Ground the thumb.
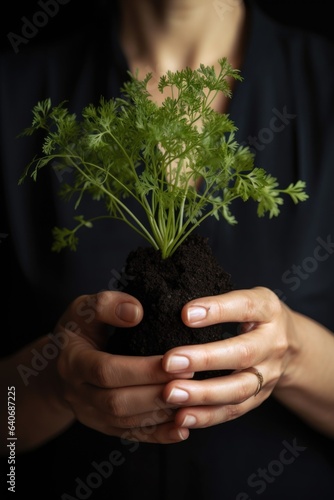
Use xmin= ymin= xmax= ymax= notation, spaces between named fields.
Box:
xmin=115 ymin=299 xmax=143 ymax=325
xmin=61 ymin=291 xmax=143 ymax=335
xmin=93 ymin=290 xmax=144 ymax=327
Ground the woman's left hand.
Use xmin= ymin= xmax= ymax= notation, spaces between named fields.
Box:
xmin=161 ymin=286 xmax=294 ymax=430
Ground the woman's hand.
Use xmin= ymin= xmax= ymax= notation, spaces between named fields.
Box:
xmin=161 ymin=286 xmax=334 ymax=437
xmin=1 ymin=290 xmax=196 ymax=454
xmin=55 ymin=291 xmax=194 ymax=444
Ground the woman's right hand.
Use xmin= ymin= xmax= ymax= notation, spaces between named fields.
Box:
xmin=55 ymin=291 xmax=193 ymax=443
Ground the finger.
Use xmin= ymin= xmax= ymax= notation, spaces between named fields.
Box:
xmin=174 ymin=396 xmax=263 ymax=429
xmin=181 ymin=286 xmax=281 ymax=327
xmin=163 ymin=368 xmax=268 ymax=408
xmin=162 ymin=324 xmax=276 ymax=373
xmin=106 ymin=421 xmax=190 ymax=444
xmin=73 ymin=382 xmax=177 ymax=422
xmin=68 ymin=400 xmax=187 ymax=444
xmin=62 ymin=290 xmax=144 ymax=334
xmin=170 ymin=371 xmax=270 ymax=429
xmin=119 ymin=422 xmax=189 ymax=444
xmin=68 ymin=402 xmax=189 ymax=444
xmin=64 ymin=348 xmax=194 ymax=388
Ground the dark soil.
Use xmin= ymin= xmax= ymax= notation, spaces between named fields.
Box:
xmin=108 ymin=233 xmax=238 ymax=379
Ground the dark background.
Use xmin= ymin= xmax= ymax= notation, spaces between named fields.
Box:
xmin=0 ymin=0 xmax=333 ymax=54
xmin=256 ymin=0 xmax=332 ymax=39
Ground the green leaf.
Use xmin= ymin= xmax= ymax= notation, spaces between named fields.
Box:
xmin=19 ymin=59 xmax=308 ymax=258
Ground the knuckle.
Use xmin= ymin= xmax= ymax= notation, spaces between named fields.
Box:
xmin=256 ymin=286 xmax=282 ymax=316
xmin=197 ymin=412 xmax=215 ymax=428
xmin=215 ymin=298 xmax=227 ymax=318
xmin=242 ymin=293 xmax=257 ymax=322
xmin=224 ymin=404 xmax=243 ymax=421
xmin=105 ymin=390 xmax=127 ymax=419
xmin=234 ymin=379 xmax=251 ymax=403
xmin=237 ymin=340 xmax=256 ymax=369
xmin=68 ymin=294 xmax=92 ymax=319
xmin=200 ymin=349 xmax=212 ymax=371
xmin=275 ymin=330 xmax=289 ymax=356
xmin=90 ymin=358 xmax=111 ymax=387
xmin=94 ymin=291 xmax=111 ymax=315
xmin=57 ymin=353 xmax=78 ymax=386
xmin=62 ymin=387 xmax=74 ymax=405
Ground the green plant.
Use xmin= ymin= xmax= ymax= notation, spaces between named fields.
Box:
xmin=20 ymin=58 xmax=308 ymax=259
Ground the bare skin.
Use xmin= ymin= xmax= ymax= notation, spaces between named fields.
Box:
xmin=1 ymin=0 xmax=334 ymax=455
xmin=0 ymin=292 xmax=193 ymax=452
xmin=164 ymin=288 xmax=334 ymax=438
xmin=2 ymin=284 xmax=334 ymax=455
xmin=120 ymin=0 xmax=247 ymax=110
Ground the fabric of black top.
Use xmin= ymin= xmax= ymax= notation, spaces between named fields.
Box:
xmin=1 ymin=1 xmax=334 ymax=499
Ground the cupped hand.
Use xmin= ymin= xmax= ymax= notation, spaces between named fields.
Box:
xmin=54 ymin=291 xmax=193 ymax=444
xmin=161 ymin=286 xmax=296 ymax=431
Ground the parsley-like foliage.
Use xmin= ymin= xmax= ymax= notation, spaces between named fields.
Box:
xmin=20 ymin=58 xmax=308 ymax=258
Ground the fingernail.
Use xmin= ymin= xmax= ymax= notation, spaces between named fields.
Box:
xmin=166 ymin=388 xmax=189 ymax=404
xmin=187 ymin=306 xmax=208 ymax=323
xmin=115 ymin=302 xmax=140 ymax=322
xmin=169 ymin=427 xmax=189 ymax=441
xmin=176 ymin=428 xmax=189 ymax=441
xmin=177 ymin=372 xmax=195 ymax=379
xmin=181 ymin=415 xmax=197 ymax=427
xmin=165 ymin=355 xmax=190 ymax=372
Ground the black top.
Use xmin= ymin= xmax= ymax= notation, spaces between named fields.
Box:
xmin=1 ymin=2 xmax=334 ymax=499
